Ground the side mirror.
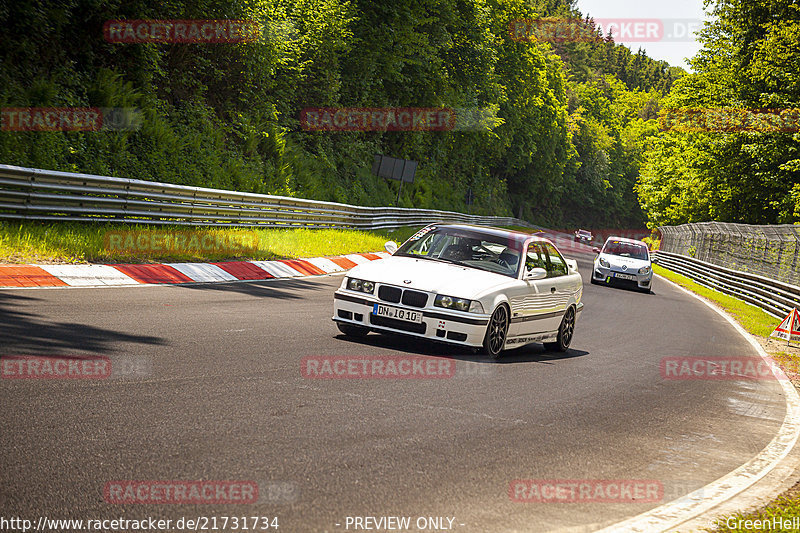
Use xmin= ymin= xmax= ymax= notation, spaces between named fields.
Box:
xmin=566 ymin=259 xmax=578 ymax=272
xmin=651 ymin=256 xmax=659 ymax=264
xmin=384 ymin=241 xmax=398 ymax=254
xmin=592 ymin=247 xmax=600 ymax=254
xmin=524 ymin=267 xmax=548 ymax=280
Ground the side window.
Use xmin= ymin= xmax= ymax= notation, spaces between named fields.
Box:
xmin=524 ymin=243 xmax=547 ymax=271
xmin=543 ymin=243 xmax=568 ymax=277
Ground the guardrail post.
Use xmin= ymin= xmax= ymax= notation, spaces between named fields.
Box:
xmin=122 ymin=181 xmax=130 ymax=221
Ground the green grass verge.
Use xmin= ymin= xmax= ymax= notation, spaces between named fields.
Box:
xmin=654 ymin=263 xmax=800 ymax=532
xmin=653 ymin=264 xmax=778 ymax=338
xmin=0 ymin=221 xmax=419 ymax=264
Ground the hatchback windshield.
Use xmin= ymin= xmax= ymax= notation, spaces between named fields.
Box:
xmin=602 ymin=240 xmax=649 ymax=260
xmin=395 ymin=227 xmax=526 ymax=277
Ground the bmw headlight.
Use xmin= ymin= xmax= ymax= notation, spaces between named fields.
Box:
xmin=347 ymin=277 xmax=374 ymax=293
xmin=638 ymin=266 xmax=651 ymax=275
xmin=454 ymin=299 xmax=470 ymax=311
xmin=599 ymin=257 xmax=610 ymax=268
xmin=435 ymin=294 xmax=483 ymax=313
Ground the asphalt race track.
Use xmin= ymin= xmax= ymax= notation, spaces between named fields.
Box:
xmin=0 ymin=255 xmax=788 ymax=532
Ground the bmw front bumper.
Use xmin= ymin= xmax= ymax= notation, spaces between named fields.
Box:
xmin=333 ymin=289 xmax=490 ymax=347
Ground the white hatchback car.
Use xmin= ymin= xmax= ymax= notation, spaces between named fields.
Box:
xmin=591 ymin=236 xmax=655 ymax=293
xmin=333 ymin=224 xmax=584 ymax=358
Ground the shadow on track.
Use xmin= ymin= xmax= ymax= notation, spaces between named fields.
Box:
xmin=334 ymin=331 xmax=589 ymax=364
xmin=176 ymin=277 xmax=330 ymax=299
xmin=589 ymin=279 xmax=658 ymax=296
xmin=0 ymin=292 xmax=165 ymax=354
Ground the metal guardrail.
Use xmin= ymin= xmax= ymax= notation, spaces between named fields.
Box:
xmin=653 ymin=250 xmax=800 ymax=318
xmin=0 ymin=164 xmax=534 ymax=230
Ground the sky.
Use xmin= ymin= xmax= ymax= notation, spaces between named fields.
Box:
xmin=575 ymin=0 xmax=707 ymax=71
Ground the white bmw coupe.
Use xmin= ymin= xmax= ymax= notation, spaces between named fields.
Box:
xmin=332 ymin=224 xmax=584 ymax=358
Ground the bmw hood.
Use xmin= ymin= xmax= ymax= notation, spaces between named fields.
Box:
xmin=346 ymin=256 xmax=510 ymax=298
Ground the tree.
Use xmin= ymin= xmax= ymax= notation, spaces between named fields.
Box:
xmin=637 ymin=0 xmax=800 ymax=227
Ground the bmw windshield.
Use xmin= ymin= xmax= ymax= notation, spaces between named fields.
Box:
xmin=395 ymin=227 xmax=526 ymax=277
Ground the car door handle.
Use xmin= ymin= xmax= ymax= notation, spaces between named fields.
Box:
xmin=550 ymin=287 xmax=556 ymax=293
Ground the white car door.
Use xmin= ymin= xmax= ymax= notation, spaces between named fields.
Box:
xmin=540 ymin=243 xmax=575 ymax=330
xmin=507 ymin=242 xmax=563 ymax=337
xmin=505 ymin=277 xmax=538 ymax=340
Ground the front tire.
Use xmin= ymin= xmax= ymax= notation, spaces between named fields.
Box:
xmin=336 ymin=323 xmax=370 ymax=337
xmin=483 ymin=305 xmax=509 ymax=359
xmin=544 ymin=306 xmax=576 ymax=352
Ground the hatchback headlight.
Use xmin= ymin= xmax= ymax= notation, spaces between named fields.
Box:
xmin=599 ymin=257 xmax=610 ymax=268
xmin=638 ymin=266 xmax=651 ymax=275
xmin=435 ymin=294 xmax=483 ymax=313
xmin=347 ymin=277 xmax=374 ymax=293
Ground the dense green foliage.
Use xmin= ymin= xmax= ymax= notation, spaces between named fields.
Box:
xmin=637 ymin=0 xmax=800 ymax=227
xmin=0 ymin=0 xmax=678 ymax=227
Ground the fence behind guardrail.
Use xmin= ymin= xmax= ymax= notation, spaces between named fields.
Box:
xmin=659 ymin=222 xmax=800 ymax=287
xmin=652 ymin=250 xmax=800 ymax=318
xmin=0 ymin=164 xmax=535 ymax=231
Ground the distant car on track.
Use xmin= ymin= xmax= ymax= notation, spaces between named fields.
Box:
xmin=332 ymin=224 xmax=584 ymax=358
xmin=574 ymin=229 xmax=593 ymax=244
xmin=591 ymin=236 xmax=655 ymax=293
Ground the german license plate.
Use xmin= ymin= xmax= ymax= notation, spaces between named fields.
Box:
xmin=613 ymin=272 xmax=636 ymax=280
xmin=373 ymin=304 xmax=423 ymax=323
